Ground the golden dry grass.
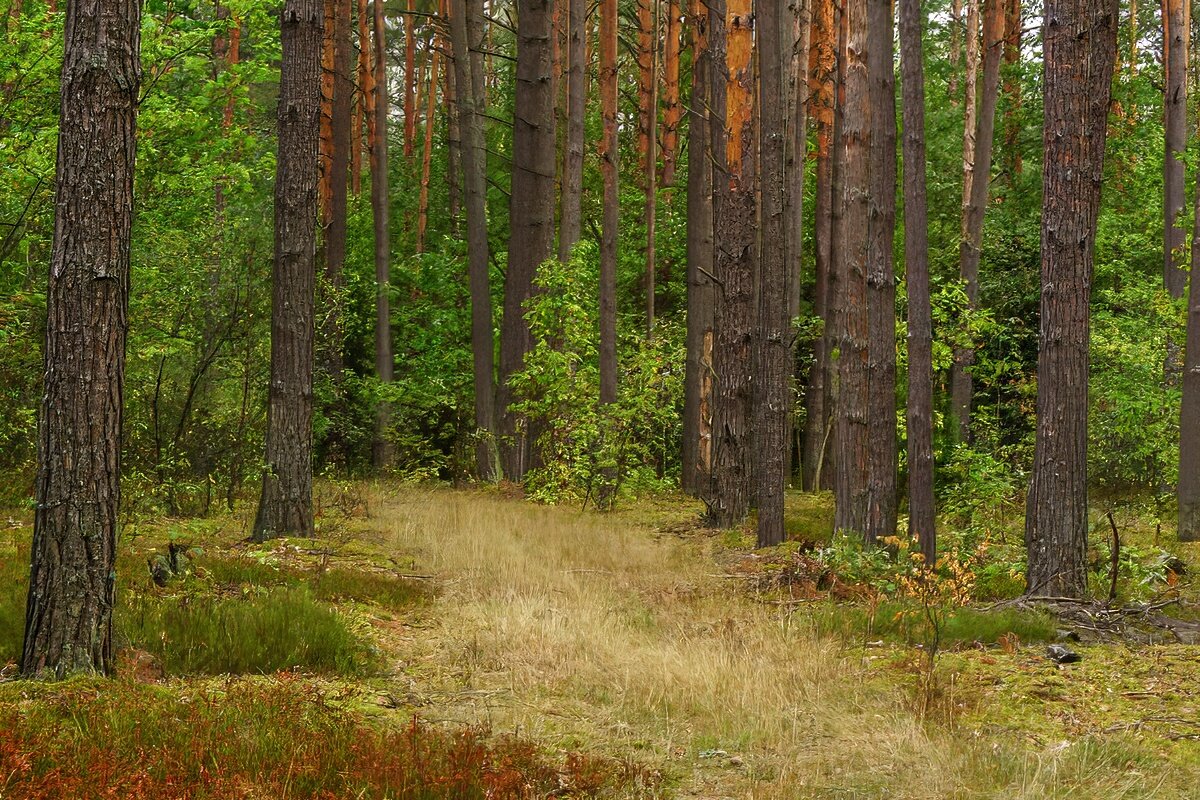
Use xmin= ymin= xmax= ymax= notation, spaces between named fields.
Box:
xmin=367 ymin=487 xmax=1200 ymax=799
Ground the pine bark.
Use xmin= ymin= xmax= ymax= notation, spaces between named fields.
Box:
xmin=865 ymin=0 xmax=897 ymax=544
xmin=1025 ymin=0 xmax=1116 ymax=598
xmin=558 ymin=0 xmax=586 ymax=260
xmin=371 ymin=0 xmax=394 ymax=468
xmin=639 ymin=0 xmax=659 ymax=335
xmin=900 ymin=0 xmax=936 ymax=561
xmin=498 ymin=0 xmax=558 ymax=480
xmin=682 ymin=0 xmax=714 ymax=495
xmin=351 ymin=0 xmax=363 ymax=194
xmin=802 ymin=0 xmax=835 ymax=491
xmin=450 ymin=0 xmax=498 ymax=479
xmin=404 ymin=0 xmax=417 ymax=159
xmin=253 ymin=0 xmax=323 ymax=540
xmin=1001 ymin=0 xmax=1021 ymax=180
xmin=1164 ymin=0 xmax=1187 ymax=298
xmin=1180 ymin=157 xmax=1200 ymax=541
xmin=785 ymin=0 xmax=810 ymax=483
xmin=22 ymin=0 xmax=141 ymax=679
xmin=832 ymin=0 xmax=869 ymax=536
xmin=755 ymin=0 xmax=788 ymax=546
xmin=706 ymin=0 xmax=756 ymax=528
xmin=662 ymin=0 xmax=683 ymax=186
xmin=599 ymin=0 xmax=619 ymax=411
xmin=324 ymin=0 xmax=353 ymax=377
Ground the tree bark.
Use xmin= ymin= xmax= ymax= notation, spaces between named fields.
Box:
xmin=351 ymin=0 xmax=364 ymax=195
xmin=254 ymin=0 xmax=323 ymax=540
xmin=1179 ymin=149 xmax=1200 ymax=541
xmin=785 ymin=0 xmax=810 ymax=484
xmin=371 ymin=0 xmax=394 ymax=468
xmin=706 ymin=0 xmax=756 ymax=528
xmin=416 ymin=47 xmax=441 ymax=252
xmin=1025 ymin=0 xmax=1116 ymax=598
xmin=662 ymin=0 xmax=682 ymax=186
xmin=324 ymin=0 xmax=353 ymax=377
xmin=832 ymin=0 xmax=869 ymax=536
xmin=802 ymin=0 xmax=835 ymax=491
xmin=755 ymin=0 xmax=788 ymax=546
xmin=450 ymin=0 xmax=498 ymax=479
xmin=682 ymin=0 xmax=713 ymax=496
xmin=1001 ymin=0 xmax=1021 ymax=180
xmin=498 ymin=0 xmax=558 ymax=480
xmin=900 ymin=0 xmax=936 ymax=562
xmin=557 ymin=0 xmax=586 ymax=260
xmin=1164 ymin=0 xmax=1187 ymax=298
xmin=639 ymin=0 xmax=659 ymax=335
xmin=404 ymin=0 xmax=417 ymax=159
xmin=22 ymin=0 xmax=141 ymax=679
xmin=865 ymin=0 xmax=898 ymax=544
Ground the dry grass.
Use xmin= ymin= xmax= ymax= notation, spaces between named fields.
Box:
xmin=365 ymin=487 xmax=1200 ymax=799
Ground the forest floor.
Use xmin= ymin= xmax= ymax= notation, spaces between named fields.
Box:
xmin=2 ymin=484 xmax=1200 ymax=798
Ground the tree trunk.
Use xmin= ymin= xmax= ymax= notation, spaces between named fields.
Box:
xmin=324 ymin=0 xmax=353 ymax=377
xmin=450 ymin=0 xmax=498 ymax=479
xmin=802 ymin=0 xmax=835 ymax=492
xmin=1179 ymin=150 xmax=1200 ymax=542
xmin=444 ymin=14 xmax=461 ymax=231
xmin=950 ymin=0 xmax=982 ymax=441
xmin=319 ymin=0 xmax=336 ymax=221
xmin=597 ymin=0 xmax=619 ymax=505
xmin=755 ymin=0 xmax=788 ymax=546
xmin=253 ymin=0 xmax=322 ymax=541
xmin=785 ymin=0 xmax=810 ymax=484
xmin=832 ymin=0 xmax=869 ymax=537
xmin=682 ymin=0 xmax=713 ymax=496
xmin=1025 ymin=0 xmax=1116 ymax=598
xmin=21 ymin=0 xmax=141 ymax=679
xmin=1164 ymin=0 xmax=1187 ymax=298
xmin=416 ymin=47 xmax=441 ymax=252
xmin=661 ymin=0 xmax=682 ymax=186
xmin=498 ymin=0 xmax=558 ymax=481
xmin=900 ymin=0 xmax=936 ymax=562
xmin=865 ymin=0 xmax=897 ymax=544
xmin=351 ymin=0 xmax=363 ymax=195
xmin=404 ymin=0 xmax=417 ymax=159
xmin=558 ymin=0 xmax=586 ymax=260
xmin=1001 ymin=0 xmax=1021 ymax=180
xmin=706 ymin=0 xmax=756 ymax=528
xmin=639 ymin=0 xmax=659 ymax=335
xmin=371 ymin=0 xmax=394 ymax=468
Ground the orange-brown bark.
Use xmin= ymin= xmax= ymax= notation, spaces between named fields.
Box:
xmin=417 ymin=47 xmax=440 ymax=252
xmin=661 ymin=0 xmax=682 ymax=186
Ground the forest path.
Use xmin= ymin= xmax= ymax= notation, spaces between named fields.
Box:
xmin=366 ymin=488 xmax=963 ymax=799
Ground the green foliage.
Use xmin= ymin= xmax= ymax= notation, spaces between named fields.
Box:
xmin=509 ymin=244 xmax=683 ymax=505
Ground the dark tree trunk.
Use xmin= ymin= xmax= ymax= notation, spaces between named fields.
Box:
xmin=682 ymin=0 xmax=714 ymax=496
xmin=1025 ymin=0 xmax=1116 ymax=598
xmin=370 ymin=0 xmax=394 ymax=469
xmin=784 ymin=0 xmax=810 ymax=484
xmin=323 ymin=0 xmax=353 ymax=378
xmin=1164 ymin=0 xmax=1187 ymax=298
xmin=498 ymin=0 xmax=557 ymax=481
xmin=450 ymin=0 xmax=498 ymax=479
xmin=1179 ymin=167 xmax=1200 ymax=541
xmin=864 ymin=0 xmax=897 ymax=544
xmin=832 ymin=0 xmax=869 ymax=537
xmin=755 ymin=0 xmax=788 ymax=546
xmin=253 ymin=0 xmax=323 ymax=540
xmin=899 ymin=0 xmax=936 ymax=562
xmin=802 ymin=0 xmax=835 ymax=491
xmin=951 ymin=0 xmax=1004 ymax=443
xmin=557 ymin=0 xmax=585 ymax=260
xmin=22 ymin=0 xmax=141 ymax=679
xmin=639 ymin=0 xmax=659 ymax=336
xmin=599 ymin=0 xmax=619 ymax=410
xmin=706 ymin=0 xmax=756 ymax=528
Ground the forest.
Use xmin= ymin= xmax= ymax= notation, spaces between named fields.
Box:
xmin=3 ymin=0 xmax=1200 ymax=793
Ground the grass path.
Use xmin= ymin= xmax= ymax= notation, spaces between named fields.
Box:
xmin=364 ymin=488 xmax=1200 ymax=799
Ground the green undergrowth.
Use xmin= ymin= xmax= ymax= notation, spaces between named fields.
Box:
xmin=807 ymin=601 xmax=1059 ymax=648
xmin=0 ymin=520 xmax=429 ymax=677
xmin=0 ymin=677 xmax=658 ymax=800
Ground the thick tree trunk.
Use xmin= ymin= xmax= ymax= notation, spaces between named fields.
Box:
xmin=802 ymin=0 xmax=835 ymax=492
xmin=865 ymin=0 xmax=898 ymax=544
xmin=498 ymin=0 xmax=557 ymax=481
xmin=558 ymin=0 xmax=586 ymax=259
xmin=254 ymin=0 xmax=323 ymax=540
xmin=1180 ymin=165 xmax=1200 ymax=541
xmin=682 ymin=0 xmax=714 ymax=496
xmin=832 ymin=0 xmax=869 ymax=536
xmin=900 ymin=0 xmax=936 ymax=562
xmin=755 ymin=0 xmax=788 ymax=546
xmin=1164 ymin=0 xmax=1187 ymax=298
xmin=371 ymin=0 xmax=394 ymax=468
xmin=706 ymin=0 xmax=756 ymax=528
xmin=451 ymin=0 xmax=498 ymax=479
xmin=597 ymin=0 xmax=619 ymax=505
xmin=1025 ymin=0 xmax=1116 ymax=598
xmin=319 ymin=0 xmax=336 ymax=220
xmin=22 ymin=0 xmax=141 ymax=679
